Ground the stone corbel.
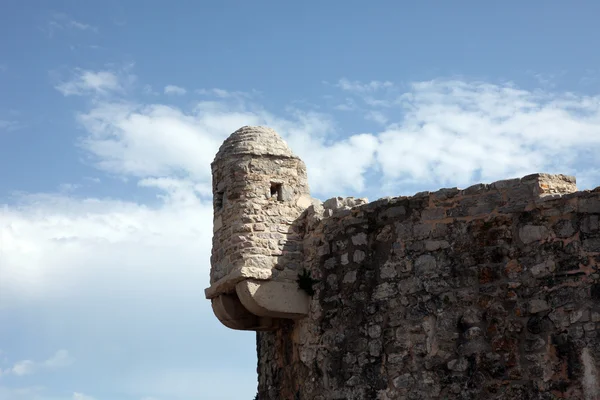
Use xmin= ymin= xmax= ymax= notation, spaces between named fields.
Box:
xmin=211 ymin=293 xmax=279 ymax=331
xmin=235 ymin=279 xmax=309 ymax=320
xmin=207 ymin=273 xmax=309 ymax=331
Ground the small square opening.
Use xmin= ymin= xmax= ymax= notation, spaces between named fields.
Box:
xmin=270 ymin=183 xmax=283 ymax=201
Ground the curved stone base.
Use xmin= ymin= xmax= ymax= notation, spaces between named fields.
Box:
xmin=235 ymin=280 xmax=309 ymax=319
xmin=211 ymin=293 xmax=280 ymax=331
xmin=209 ymin=279 xmax=309 ymax=331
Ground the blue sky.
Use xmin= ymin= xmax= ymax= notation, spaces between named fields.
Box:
xmin=1 ymin=1 xmax=600 ymax=399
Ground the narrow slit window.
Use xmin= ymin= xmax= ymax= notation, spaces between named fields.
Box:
xmin=270 ymin=183 xmax=283 ymax=201
xmin=215 ymin=191 xmax=225 ymax=210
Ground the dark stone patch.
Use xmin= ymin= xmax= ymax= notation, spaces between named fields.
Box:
xmin=591 ymin=283 xmax=600 ymax=300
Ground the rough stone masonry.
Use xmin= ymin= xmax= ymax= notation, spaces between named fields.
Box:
xmin=205 ymin=126 xmax=600 ymax=400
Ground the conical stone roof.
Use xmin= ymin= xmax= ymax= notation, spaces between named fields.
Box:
xmin=213 ymin=126 xmax=298 ymax=163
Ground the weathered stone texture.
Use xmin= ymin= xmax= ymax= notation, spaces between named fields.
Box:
xmin=209 ymin=126 xmax=310 ymax=288
xmin=257 ymin=174 xmax=600 ymax=399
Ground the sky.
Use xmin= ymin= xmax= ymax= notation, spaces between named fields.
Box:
xmin=1 ymin=1 xmax=600 ymax=399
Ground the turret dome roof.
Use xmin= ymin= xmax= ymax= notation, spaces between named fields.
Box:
xmin=213 ymin=126 xmax=298 ymax=163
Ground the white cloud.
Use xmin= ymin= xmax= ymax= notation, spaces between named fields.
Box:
xmin=55 ymin=69 xmax=122 ymax=97
xmin=76 ymin=101 xmax=256 ymax=181
xmin=72 ymin=94 xmax=374 ymax=197
xmin=43 ymin=349 xmax=74 ymax=369
xmin=375 ymin=79 xmax=600 ymax=190
xmin=271 ymin=112 xmax=379 ymax=195
xmin=333 ymin=97 xmax=357 ymax=111
xmin=58 ymin=183 xmax=81 ymax=193
xmin=0 ymin=184 xmax=255 ymax=399
xmin=336 ymin=77 xmax=393 ymax=92
xmin=1 ymin=189 xmax=213 ymax=304
xmin=526 ymin=70 xmax=566 ymax=89
xmin=68 ymin=44 xmax=103 ymax=52
xmin=73 ymin=393 xmax=95 ymax=400
xmin=4 ymin=350 xmax=73 ymax=377
xmin=68 ymin=21 xmax=97 ymax=32
xmin=142 ymin=84 xmax=158 ymax=96
xmin=43 ymin=13 xmax=98 ymax=37
xmin=164 ymin=85 xmax=186 ymax=95
xmin=364 ymin=96 xmax=394 ymax=108
xmin=365 ymin=110 xmax=388 ymax=125
xmin=68 ymin=74 xmax=600 ymax=198
xmin=83 ymin=177 xmax=101 ymax=184
xmin=0 ymin=120 xmax=20 ymax=132
xmin=195 ymin=88 xmax=255 ymax=100
xmin=11 ymin=360 xmax=35 ymax=376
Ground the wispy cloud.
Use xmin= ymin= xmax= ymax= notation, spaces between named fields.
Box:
xmin=164 ymin=85 xmax=187 ymax=95
xmin=76 ymin=102 xmax=238 ymax=181
xmin=375 ymin=79 xmax=600 ymax=191
xmin=4 ymin=350 xmax=73 ymax=377
xmin=0 ymin=120 xmax=21 ymax=132
xmin=10 ymin=360 xmax=36 ymax=376
xmin=68 ymin=44 xmax=103 ymax=52
xmin=195 ymin=88 xmax=256 ymax=100
xmin=71 ymin=70 xmax=600 ymax=197
xmin=336 ymin=77 xmax=393 ymax=92
xmin=73 ymin=393 xmax=96 ymax=400
xmin=333 ymin=97 xmax=357 ymax=111
xmin=55 ymin=69 xmax=123 ymax=97
xmin=143 ymin=84 xmax=159 ymax=96
xmin=328 ymin=78 xmax=397 ymax=124
xmin=363 ymin=96 xmax=394 ymax=108
xmin=43 ymin=13 xmax=98 ymax=37
xmin=58 ymin=183 xmax=81 ymax=193
xmin=527 ymin=70 xmax=567 ymax=89
xmin=74 ymin=89 xmax=375 ymax=196
xmin=364 ymin=110 xmax=388 ymax=125
xmin=43 ymin=349 xmax=74 ymax=369
xmin=68 ymin=20 xmax=96 ymax=32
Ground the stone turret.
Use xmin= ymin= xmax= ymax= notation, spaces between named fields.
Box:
xmin=205 ymin=126 xmax=313 ymax=330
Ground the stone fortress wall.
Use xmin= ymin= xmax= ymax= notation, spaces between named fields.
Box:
xmin=205 ymin=127 xmax=600 ymax=400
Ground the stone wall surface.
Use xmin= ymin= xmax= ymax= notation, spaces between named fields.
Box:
xmin=256 ymin=174 xmax=600 ymax=400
